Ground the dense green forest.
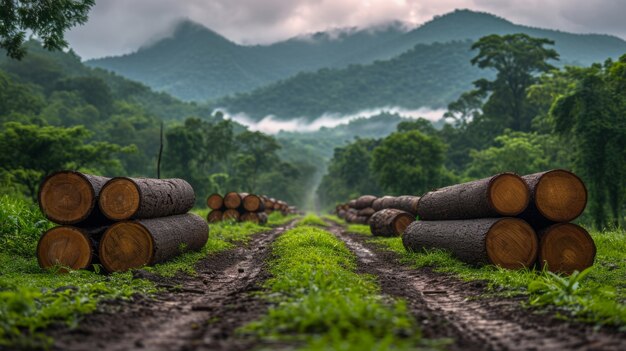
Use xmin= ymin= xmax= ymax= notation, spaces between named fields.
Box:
xmin=0 ymin=41 xmax=317 ymax=207
xmin=88 ymin=10 xmax=626 ymax=102
xmin=318 ymin=34 xmax=626 ymax=228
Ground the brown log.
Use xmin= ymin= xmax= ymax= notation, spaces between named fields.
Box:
xmin=243 ymin=194 xmax=265 ymax=212
xmin=417 ymin=173 xmax=530 ymax=220
xmin=241 ymin=212 xmax=268 ymax=224
xmin=206 ymin=193 xmax=224 ymax=210
xmin=38 ymin=171 xmax=111 ymax=225
xmin=353 ymin=216 xmax=370 ymax=225
xmin=37 ymin=226 xmax=106 ymax=271
xmin=369 ymin=209 xmax=415 ymax=237
xmin=403 ymin=218 xmax=538 ymax=269
xmin=99 ymin=177 xmax=195 ymax=221
xmin=391 ymin=196 xmax=420 ymax=215
xmin=538 ymin=223 xmax=595 ymax=274
xmin=337 ymin=209 xmax=347 ymax=219
xmin=207 ymin=210 xmax=223 ymax=223
xmin=348 ymin=199 xmax=357 ymax=208
xmin=99 ymin=213 xmax=208 ymax=272
xmin=372 ymin=196 xmax=395 ymax=211
xmin=519 ymin=170 xmax=587 ymax=228
xmin=223 ymin=192 xmax=248 ymax=209
xmin=264 ymin=197 xmax=275 ymax=212
xmin=357 ymin=207 xmax=376 ymax=217
xmin=354 ymin=195 xmax=377 ymax=209
xmin=223 ymin=209 xmax=241 ymax=221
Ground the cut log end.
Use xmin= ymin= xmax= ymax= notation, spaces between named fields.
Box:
xmin=243 ymin=195 xmax=263 ymax=212
xmin=100 ymin=222 xmax=153 ymax=272
xmin=37 ymin=227 xmax=93 ymax=271
xmin=206 ymin=194 xmax=223 ymax=210
xmin=207 ymin=210 xmax=223 ymax=223
xmin=488 ymin=173 xmax=530 ymax=216
xmin=485 ymin=218 xmax=537 ymax=269
xmin=394 ymin=214 xmax=414 ymax=234
xmin=223 ymin=209 xmax=241 ymax=221
xmin=39 ymin=172 xmax=96 ymax=224
xmin=535 ymin=170 xmax=587 ymax=222
xmin=99 ymin=178 xmax=140 ymax=220
xmin=539 ymin=223 xmax=595 ymax=275
xmin=224 ymin=192 xmax=242 ymax=209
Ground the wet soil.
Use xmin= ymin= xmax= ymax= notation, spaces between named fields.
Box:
xmin=329 ymin=225 xmax=626 ymax=351
xmin=48 ymin=223 xmax=296 ymax=351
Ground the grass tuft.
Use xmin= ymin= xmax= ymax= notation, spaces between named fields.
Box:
xmin=296 ymin=214 xmax=329 ymax=227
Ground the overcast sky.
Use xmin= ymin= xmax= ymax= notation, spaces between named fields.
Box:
xmin=65 ymin=0 xmax=626 ymax=60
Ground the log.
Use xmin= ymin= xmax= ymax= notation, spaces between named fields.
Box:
xmin=357 ymin=207 xmax=376 ymax=217
xmin=37 ymin=226 xmax=106 ymax=271
xmin=417 ymin=173 xmax=530 ymax=220
xmin=538 ymin=223 xmax=595 ymax=274
xmin=372 ymin=196 xmax=395 ymax=211
xmin=519 ymin=170 xmax=587 ymax=228
xmin=99 ymin=213 xmax=208 ymax=272
xmin=223 ymin=209 xmax=241 ymax=221
xmin=206 ymin=193 xmax=224 ymax=210
xmin=241 ymin=212 xmax=268 ymax=224
xmin=353 ymin=216 xmax=370 ymax=225
xmin=207 ymin=210 xmax=223 ymax=223
xmin=99 ymin=177 xmax=195 ymax=220
xmin=264 ymin=197 xmax=275 ymax=211
xmin=354 ymin=195 xmax=377 ymax=210
xmin=391 ymin=196 xmax=420 ymax=215
xmin=403 ymin=218 xmax=538 ymax=269
xmin=369 ymin=209 xmax=415 ymax=237
xmin=243 ymin=194 xmax=265 ymax=212
xmin=38 ymin=171 xmax=111 ymax=225
xmin=348 ymin=199 xmax=357 ymax=208
xmin=223 ymin=192 xmax=248 ymax=209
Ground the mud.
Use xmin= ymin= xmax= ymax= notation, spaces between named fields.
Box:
xmin=48 ymin=223 xmax=295 ymax=351
xmin=330 ymin=225 xmax=626 ymax=351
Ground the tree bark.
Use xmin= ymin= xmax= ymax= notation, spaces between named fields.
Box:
xmin=223 ymin=192 xmax=248 ymax=209
xmin=357 ymin=207 xmax=376 ymax=217
xmin=207 ymin=210 xmax=223 ymax=223
xmin=372 ymin=196 xmax=395 ymax=211
xmin=223 ymin=209 xmax=241 ymax=221
xmin=369 ymin=209 xmax=415 ymax=237
xmin=37 ymin=226 xmax=106 ymax=271
xmin=518 ymin=169 xmax=588 ymax=228
xmin=99 ymin=213 xmax=208 ymax=272
xmin=403 ymin=218 xmax=538 ymax=269
xmin=537 ymin=223 xmax=595 ymax=275
xmin=354 ymin=195 xmax=377 ymax=209
xmin=99 ymin=177 xmax=195 ymax=220
xmin=417 ymin=173 xmax=529 ymax=220
xmin=38 ymin=171 xmax=111 ymax=225
xmin=206 ymin=193 xmax=224 ymax=210
xmin=391 ymin=196 xmax=420 ymax=215
xmin=243 ymin=194 xmax=265 ymax=212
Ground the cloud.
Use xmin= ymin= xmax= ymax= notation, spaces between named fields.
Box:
xmin=221 ymin=106 xmax=447 ymax=134
xmin=65 ymin=0 xmax=626 ymax=59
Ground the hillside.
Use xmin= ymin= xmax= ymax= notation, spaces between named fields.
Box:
xmin=86 ymin=10 xmax=626 ymax=102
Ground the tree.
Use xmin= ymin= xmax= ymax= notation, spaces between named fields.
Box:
xmin=471 ymin=34 xmax=559 ymax=133
xmin=0 ymin=0 xmax=95 ymax=59
xmin=550 ymin=56 xmax=626 ymax=228
xmin=233 ymin=131 xmax=281 ymax=190
xmin=443 ymin=90 xmax=485 ymax=129
xmin=0 ymin=122 xmax=132 ymax=198
xmin=371 ymin=131 xmax=450 ymax=195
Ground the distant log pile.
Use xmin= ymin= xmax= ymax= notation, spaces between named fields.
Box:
xmin=206 ymin=192 xmax=298 ymax=224
xmin=37 ymin=171 xmax=208 ymax=273
xmin=336 ymin=169 xmax=594 ymax=273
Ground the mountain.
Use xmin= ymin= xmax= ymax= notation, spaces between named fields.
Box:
xmin=86 ymin=10 xmax=626 ymax=103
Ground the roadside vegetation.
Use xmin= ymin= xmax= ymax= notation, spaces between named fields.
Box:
xmin=241 ymin=225 xmax=445 ymax=350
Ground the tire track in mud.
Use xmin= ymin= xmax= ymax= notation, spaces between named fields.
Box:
xmin=50 ymin=222 xmax=297 ymax=351
xmin=329 ymin=225 xmax=626 ymax=351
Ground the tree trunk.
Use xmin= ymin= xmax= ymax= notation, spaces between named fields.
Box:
xmin=537 ymin=223 xmax=595 ymax=275
xmin=391 ymin=196 xmax=420 ymax=215
xmin=372 ymin=196 xmax=395 ymax=211
xmin=99 ymin=177 xmax=195 ymax=220
xmin=99 ymin=213 xmax=208 ymax=272
xmin=223 ymin=192 xmax=249 ymax=209
xmin=207 ymin=210 xmax=223 ymax=223
xmin=518 ymin=169 xmax=588 ymax=228
xmin=206 ymin=193 xmax=224 ymax=210
xmin=38 ymin=171 xmax=111 ymax=225
xmin=417 ymin=173 xmax=529 ymax=220
xmin=403 ymin=218 xmax=538 ymax=269
xmin=243 ymin=194 xmax=265 ymax=212
xmin=264 ymin=197 xmax=276 ymax=212
xmin=354 ymin=195 xmax=377 ymax=209
xmin=241 ymin=212 xmax=268 ymax=224
xmin=37 ymin=226 xmax=106 ymax=271
xmin=357 ymin=207 xmax=376 ymax=217
xmin=369 ymin=209 xmax=415 ymax=237
xmin=223 ymin=209 xmax=241 ymax=221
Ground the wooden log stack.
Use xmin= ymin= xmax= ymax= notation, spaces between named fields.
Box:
xmin=206 ymin=192 xmax=298 ymax=224
xmin=37 ymin=171 xmax=208 ymax=273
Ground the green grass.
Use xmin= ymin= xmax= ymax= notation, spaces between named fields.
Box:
xmin=371 ymin=229 xmax=626 ymax=329
xmin=267 ymin=211 xmax=300 ymax=226
xmin=241 ymin=226 xmax=446 ymax=350
xmin=296 ymin=213 xmax=328 ymax=227
xmin=346 ymin=224 xmax=371 ymax=236
xmin=321 ymin=214 xmax=345 ymax=226
xmin=0 ymin=198 xmax=293 ymax=348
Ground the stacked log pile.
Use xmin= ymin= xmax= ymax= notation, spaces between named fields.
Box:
xmin=206 ymin=192 xmax=298 ymax=224
xmin=37 ymin=171 xmax=208 ymax=273
xmin=335 ymin=195 xmax=417 ymax=237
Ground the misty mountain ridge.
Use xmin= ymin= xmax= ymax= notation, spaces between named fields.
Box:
xmin=87 ymin=9 xmax=626 ymax=104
